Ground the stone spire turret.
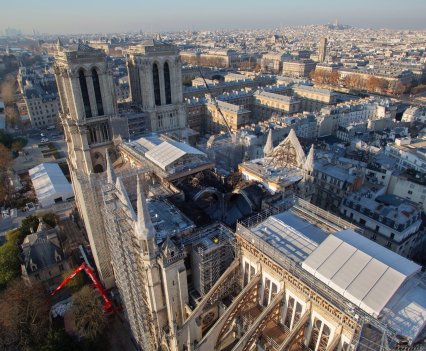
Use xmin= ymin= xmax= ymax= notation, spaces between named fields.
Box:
xmin=263 ymin=129 xmax=273 ymax=156
xmin=115 ymin=177 xmax=136 ymax=220
xmin=135 ymin=175 xmax=156 ymax=241
xmin=105 ymin=150 xmax=116 ymax=184
xmin=304 ymin=144 xmax=315 ymax=173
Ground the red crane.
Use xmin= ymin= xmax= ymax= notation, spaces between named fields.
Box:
xmin=51 ymin=262 xmax=114 ymax=312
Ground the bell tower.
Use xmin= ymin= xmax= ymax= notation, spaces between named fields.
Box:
xmin=54 ymin=40 xmax=124 ymax=174
xmin=54 ymin=41 xmax=125 ymax=288
xmin=127 ymin=39 xmax=187 ymax=132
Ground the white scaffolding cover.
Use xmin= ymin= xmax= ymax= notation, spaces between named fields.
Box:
xmin=302 ymin=229 xmax=421 ymax=317
xmin=145 ymin=140 xmax=206 ymax=170
xmin=29 ymin=163 xmax=73 ymax=207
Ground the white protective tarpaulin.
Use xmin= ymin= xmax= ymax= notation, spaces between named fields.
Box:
xmin=302 ymin=229 xmax=421 ymax=317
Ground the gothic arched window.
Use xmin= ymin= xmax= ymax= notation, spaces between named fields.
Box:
xmin=152 ymin=63 xmax=161 ymax=106
xmin=79 ymin=69 xmax=92 ymax=118
xmin=92 ymin=68 xmax=104 ymax=116
xmin=164 ymin=62 xmax=171 ymax=104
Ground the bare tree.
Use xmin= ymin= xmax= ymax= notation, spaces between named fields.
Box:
xmin=0 ymin=76 xmax=17 ymax=105
xmin=72 ymin=286 xmax=107 ymax=342
xmin=0 ymin=144 xmax=12 ymax=205
xmin=5 ymin=106 xmax=19 ymax=128
xmin=0 ymin=279 xmax=50 ymax=351
xmin=0 ymin=144 xmax=12 ymax=170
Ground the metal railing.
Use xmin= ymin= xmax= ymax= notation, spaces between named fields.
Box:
xmin=293 ymin=197 xmax=363 ymax=234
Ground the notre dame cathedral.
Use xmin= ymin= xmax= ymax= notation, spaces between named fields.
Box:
xmin=54 ymin=40 xmax=426 ymax=351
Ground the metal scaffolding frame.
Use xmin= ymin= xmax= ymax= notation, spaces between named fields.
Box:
xmin=190 ymin=224 xmax=236 ymax=297
xmin=236 ymin=208 xmax=426 ymax=351
xmin=100 ymin=168 xmax=158 ymax=351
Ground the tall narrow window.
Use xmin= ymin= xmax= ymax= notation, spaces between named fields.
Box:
xmin=164 ymin=62 xmax=171 ymax=104
xmin=243 ymin=262 xmax=249 ymax=286
xmin=92 ymin=68 xmax=104 ymax=116
xmin=250 ymin=265 xmax=255 ymax=279
xmin=79 ymin=69 xmax=92 ymax=118
xmin=262 ymin=278 xmax=271 ymax=306
xmin=293 ymin=302 xmax=302 ymax=326
xmin=284 ymin=297 xmax=295 ymax=328
xmin=153 ymin=63 xmax=161 ymax=106
xmin=309 ymin=318 xmax=322 ymax=350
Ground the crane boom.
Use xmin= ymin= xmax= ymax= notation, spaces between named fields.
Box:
xmin=197 ymin=67 xmax=235 ymax=138
xmin=51 ymin=262 xmax=113 ymax=312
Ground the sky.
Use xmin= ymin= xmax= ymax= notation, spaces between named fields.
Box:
xmin=2 ymin=0 xmax=426 ymax=34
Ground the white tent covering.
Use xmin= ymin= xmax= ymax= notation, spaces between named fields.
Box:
xmin=29 ymin=163 xmax=74 ymax=208
xmin=380 ymin=276 xmax=426 ymax=344
xmin=302 ymin=229 xmax=421 ymax=317
xmin=145 ymin=140 xmax=206 ymax=171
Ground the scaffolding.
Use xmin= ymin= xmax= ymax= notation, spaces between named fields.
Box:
xmin=190 ymin=224 xmax=236 ymax=296
xmin=100 ymin=168 xmax=158 ymax=351
xmin=236 ymin=212 xmax=426 ymax=351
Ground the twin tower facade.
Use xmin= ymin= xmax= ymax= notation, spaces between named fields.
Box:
xmin=53 ymin=39 xmax=187 ymax=288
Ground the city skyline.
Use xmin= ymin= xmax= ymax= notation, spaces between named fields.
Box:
xmin=1 ymin=0 xmax=426 ymax=35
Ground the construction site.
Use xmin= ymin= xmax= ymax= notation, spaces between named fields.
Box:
xmin=45 ymin=38 xmax=426 ymax=351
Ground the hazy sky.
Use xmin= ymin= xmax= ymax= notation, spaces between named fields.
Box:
xmin=2 ymin=0 xmax=426 ymax=34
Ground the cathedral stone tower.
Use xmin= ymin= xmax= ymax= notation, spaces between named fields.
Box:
xmin=54 ymin=41 xmax=126 ymax=288
xmin=127 ymin=39 xmax=187 ymax=132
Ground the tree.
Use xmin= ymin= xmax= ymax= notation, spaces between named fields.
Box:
xmin=392 ymin=81 xmax=407 ymax=95
xmin=0 ymin=144 xmax=12 ymax=206
xmin=4 ymin=106 xmax=19 ymax=128
xmin=20 ymin=215 xmax=39 ymax=236
xmin=41 ymin=328 xmax=82 ymax=351
xmin=0 ymin=130 xmax=14 ymax=149
xmin=6 ymin=228 xmax=26 ymax=244
xmin=72 ymin=286 xmax=107 ymax=342
xmin=0 ymin=279 xmax=50 ymax=351
xmin=366 ymin=76 xmax=382 ymax=92
xmin=42 ymin=212 xmax=59 ymax=228
xmin=0 ymin=240 xmax=20 ymax=289
xmin=0 ymin=229 xmax=27 ymax=290
xmin=62 ymin=268 xmax=85 ymax=294
xmin=0 ymin=143 xmax=12 ymax=171
xmin=330 ymin=71 xmax=340 ymax=85
xmin=11 ymin=138 xmax=27 ymax=152
xmin=0 ymin=76 xmax=16 ymax=105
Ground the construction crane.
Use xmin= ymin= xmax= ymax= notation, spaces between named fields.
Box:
xmin=51 ymin=262 xmax=114 ymax=313
xmin=197 ymin=67 xmax=236 ymax=143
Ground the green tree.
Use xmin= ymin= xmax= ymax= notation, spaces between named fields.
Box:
xmin=6 ymin=228 xmax=26 ymax=245
xmin=0 ymin=130 xmax=14 ymax=148
xmin=72 ymin=286 xmax=107 ymax=342
xmin=20 ymin=215 xmax=39 ymax=236
xmin=0 ymin=241 xmax=20 ymax=289
xmin=42 ymin=212 xmax=59 ymax=228
xmin=0 ymin=228 xmax=28 ymax=290
xmin=41 ymin=328 xmax=82 ymax=351
xmin=11 ymin=138 xmax=27 ymax=152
